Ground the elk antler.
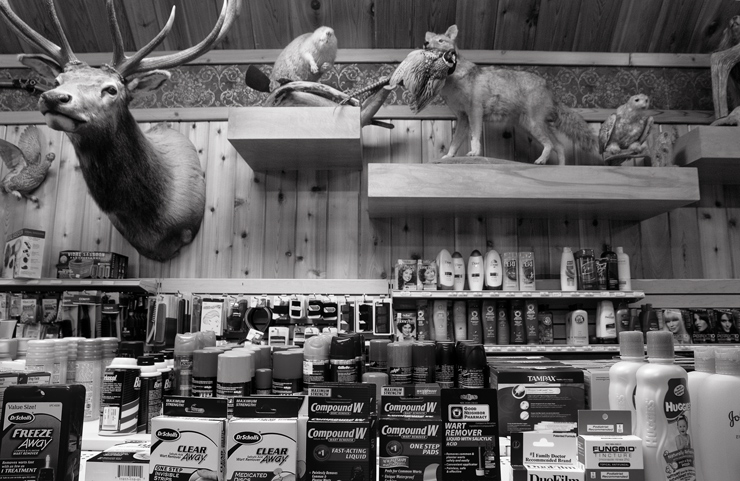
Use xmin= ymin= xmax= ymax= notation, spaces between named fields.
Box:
xmin=108 ymin=0 xmax=240 ymax=79
xmin=0 ymin=0 xmax=79 ymax=67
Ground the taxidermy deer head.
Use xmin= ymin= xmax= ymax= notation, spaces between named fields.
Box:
xmin=0 ymin=0 xmax=239 ymax=262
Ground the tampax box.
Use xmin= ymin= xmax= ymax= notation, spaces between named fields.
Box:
xmin=149 ymin=396 xmax=227 ymax=481
xmin=442 ymin=389 xmax=500 ymax=480
xmin=85 ymin=441 xmax=150 ymax=481
xmin=509 ymin=432 xmax=585 ymax=481
xmin=379 ymin=384 xmax=442 ymax=481
xmin=228 ymin=396 xmax=304 ymax=481
xmin=0 ymin=384 xmax=85 ymax=481
xmin=576 ymin=411 xmax=644 ymax=481
xmin=2 ymin=229 xmax=44 ymax=279
xmin=306 ymin=384 xmax=376 ymax=481
xmin=490 ymin=365 xmax=585 ymax=435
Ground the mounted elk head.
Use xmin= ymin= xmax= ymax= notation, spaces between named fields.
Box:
xmin=0 ymin=0 xmax=239 ymax=261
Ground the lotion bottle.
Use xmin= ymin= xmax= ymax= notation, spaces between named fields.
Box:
xmin=452 ymin=252 xmax=466 ymax=291
xmin=567 ymin=305 xmax=589 ymax=346
xmin=483 ymin=249 xmax=503 ymax=290
xmin=608 ymin=331 xmax=645 ymax=433
xmin=688 ymin=346 xmax=715 ymax=481
xmin=616 ymin=247 xmax=632 ymax=291
xmin=595 ymin=300 xmax=617 ymax=343
xmin=560 ymin=247 xmax=577 ymax=291
xmin=436 ymin=249 xmax=455 ymax=290
xmin=467 ymin=250 xmax=484 ymax=291
xmin=634 ymin=331 xmax=695 ymax=481
xmin=696 ymin=347 xmax=740 ymax=481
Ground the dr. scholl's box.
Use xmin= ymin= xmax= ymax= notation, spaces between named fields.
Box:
xmin=149 ymin=397 xmax=227 ymax=481
xmin=227 ymin=396 xmax=303 ymax=481
xmin=442 ymin=389 xmax=500 ymax=480
xmin=0 ymin=384 xmax=85 ymax=481
xmin=85 ymin=441 xmax=150 ymax=481
xmin=490 ymin=366 xmax=585 ymax=435
xmin=306 ymin=384 xmax=375 ymax=481
xmin=577 ymin=411 xmax=644 ymax=481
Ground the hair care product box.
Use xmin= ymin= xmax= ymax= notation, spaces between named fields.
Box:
xmin=379 ymin=384 xmax=442 ymax=481
xmin=509 ymin=432 xmax=585 ymax=481
xmin=85 ymin=441 xmax=150 ymax=481
xmin=576 ymin=411 xmax=644 ymax=481
xmin=490 ymin=365 xmax=585 ymax=435
xmin=3 ymin=229 xmax=45 ymax=279
xmin=395 ymin=260 xmax=419 ymax=291
xmin=417 ymin=259 xmax=437 ymax=291
xmin=518 ymin=252 xmax=536 ymax=291
xmin=227 ymin=396 xmax=304 ymax=481
xmin=306 ymin=384 xmax=376 ymax=481
xmin=442 ymin=389 xmax=501 ymax=480
xmin=502 ymin=252 xmax=518 ymax=291
xmin=149 ymin=396 xmax=227 ymax=481
xmin=0 ymin=384 xmax=85 ymax=481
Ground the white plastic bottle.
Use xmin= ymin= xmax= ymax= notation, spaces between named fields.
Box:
xmin=596 ymin=300 xmax=617 ymax=343
xmin=616 ymin=247 xmax=632 ymax=291
xmin=608 ymin=331 xmax=645 ymax=433
xmin=687 ymin=346 xmax=714 ymax=481
xmin=436 ymin=249 xmax=454 ymax=290
xmin=634 ymin=331 xmax=695 ymax=481
xmin=452 ymin=251 xmax=466 ymax=291
xmin=696 ymin=347 xmax=740 ymax=481
xmin=484 ymin=249 xmax=502 ymax=290
xmin=567 ymin=306 xmax=589 ymax=346
xmin=560 ymin=247 xmax=577 ymax=291
xmin=467 ymin=250 xmax=484 ymax=291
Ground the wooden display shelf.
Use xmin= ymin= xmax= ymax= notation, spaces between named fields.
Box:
xmin=158 ymin=278 xmax=390 ymax=295
xmin=391 ymin=289 xmax=645 ymax=300
xmin=0 ymin=278 xmax=157 ymax=293
xmin=367 ymin=163 xmax=699 ymax=220
xmin=672 ymin=126 xmax=740 ymax=184
xmin=227 ymin=106 xmax=362 ymax=171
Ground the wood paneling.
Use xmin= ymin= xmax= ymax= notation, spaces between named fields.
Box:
xmin=1 ymin=116 xmax=738 ymax=284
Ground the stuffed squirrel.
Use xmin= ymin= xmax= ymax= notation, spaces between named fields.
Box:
xmin=269 ymin=26 xmax=337 ymax=92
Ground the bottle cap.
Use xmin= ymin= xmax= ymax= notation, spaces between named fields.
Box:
xmin=118 ymin=341 xmax=145 ymax=359
xmin=618 ymin=331 xmax=645 ymax=359
xmin=387 ymin=342 xmax=412 ymax=367
xmin=98 ymin=337 xmax=119 ymax=354
xmin=196 ymin=331 xmax=217 ymax=349
xmin=714 ymin=347 xmax=740 ymax=376
xmin=273 ymin=350 xmax=303 ymax=379
xmin=646 ymin=331 xmax=674 ymax=360
xmin=231 ymin=348 xmax=256 ymax=379
xmin=304 ymin=334 xmax=332 ymax=361
xmin=192 ymin=349 xmax=219 ymax=377
xmin=77 ymin=339 xmax=102 ymax=360
xmin=452 ymin=251 xmax=463 ymax=259
xmin=329 ymin=336 xmax=356 ymax=361
xmin=175 ymin=333 xmax=197 ymax=354
xmin=255 ymin=368 xmax=272 ymax=391
xmin=616 ymin=246 xmax=624 ymax=253
xmin=108 ymin=357 xmax=137 ymax=368
xmin=470 ymin=249 xmax=482 ymax=257
xmin=137 ymin=355 xmax=155 ymax=366
xmin=368 ymin=339 xmax=391 ymax=363
xmin=217 ymin=351 xmax=250 ymax=383
xmin=692 ymin=346 xmax=715 ymax=373
xmin=563 ymin=247 xmax=572 ymax=253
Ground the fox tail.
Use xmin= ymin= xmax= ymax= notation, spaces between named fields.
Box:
xmin=554 ymin=103 xmax=598 ymax=153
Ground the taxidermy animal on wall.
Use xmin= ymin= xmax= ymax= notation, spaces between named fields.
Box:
xmin=0 ymin=0 xmax=239 ymax=262
xmin=0 ymin=125 xmax=55 ymax=205
xmin=424 ymin=25 xmax=598 ymax=165
xmin=599 ymin=94 xmax=654 ymax=159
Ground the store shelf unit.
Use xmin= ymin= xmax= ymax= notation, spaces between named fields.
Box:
xmin=157 ymin=278 xmax=390 ymax=296
xmin=0 ymin=278 xmax=157 ymax=293
xmin=672 ymin=126 xmax=740 ymax=184
xmin=227 ymin=106 xmax=363 ymax=171
xmin=367 ymin=163 xmax=700 ymax=220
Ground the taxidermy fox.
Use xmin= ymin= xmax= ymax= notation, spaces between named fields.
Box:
xmin=424 ymin=26 xmax=598 ymax=164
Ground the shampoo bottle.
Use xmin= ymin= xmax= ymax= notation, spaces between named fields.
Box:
xmin=483 ymin=249 xmax=503 ymax=290
xmin=688 ymin=346 xmax=715 ymax=481
xmin=601 ymin=244 xmax=619 ymax=290
xmin=452 ymin=252 xmax=466 ymax=290
xmin=436 ymin=248 xmax=455 ymax=290
xmin=608 ymin=331 xmax=645 ymax=433
xmin=560 ymin=247 xmax=577 ymax=291
xmin=496 ymin=301 xmax=509 ymax=346
xmin=466 ymin=299 xmax=482 ymax=344
xmin=634 ymin=331 xmax=695 ymax=481
xmin=482 ymin=300 xmax=497 ymax=345
xmin=510 ymin=300 xmax=526 ymax=345
xmin=595 ymin=300 xmax=617 ymax=343
xmin=616 ymin=246 xmax=632 ymax=291
xmin=696 ymin=347 xmax=740 ymax=481
xmin=467 ymin=250 xmax=484 ymax=291
xmin=615 ymin=302 xmax=631 ymax=333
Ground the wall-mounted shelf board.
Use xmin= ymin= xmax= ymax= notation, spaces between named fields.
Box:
xmin=672 ymin=126 xmax=740 ymax=184
xmin=392 ymin=289 xmax=644 ymax=300
xmin=157 ymin=278 xmax=390 ymax=295
xmin=0 ymin=278 xmax=157 ymax=293
xmin=227 ymin=107 xmax=362 ymax=171
xmin=367 ymin=163 xmax=700 ymax=220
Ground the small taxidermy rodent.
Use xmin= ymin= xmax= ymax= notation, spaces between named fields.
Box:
xmin=269 ymin=26 xmax=338 ymax=91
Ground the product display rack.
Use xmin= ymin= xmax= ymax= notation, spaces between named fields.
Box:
xmin=0 ymin=278 xmax=158 ymax=294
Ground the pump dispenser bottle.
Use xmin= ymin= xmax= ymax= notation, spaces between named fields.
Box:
xmin=688 ymin=346 xmax=715 ymax=481
xmin=608 ymin=331 xmax=645 ymax=433
xmin=696 ymin=348 xmax=740 ymax=481
xmin=634 ymin=331 xmax=695 ymax=481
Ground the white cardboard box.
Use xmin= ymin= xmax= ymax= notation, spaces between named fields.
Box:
xmin=2 ymin=228 xmax=45 ymax=279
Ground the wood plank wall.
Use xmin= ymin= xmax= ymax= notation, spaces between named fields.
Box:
xmin=0 ymin=118 xmax=737 ymax=282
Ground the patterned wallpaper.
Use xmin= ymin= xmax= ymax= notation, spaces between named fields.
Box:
xmin=0 ymin=63 xmax=712 ymax=112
